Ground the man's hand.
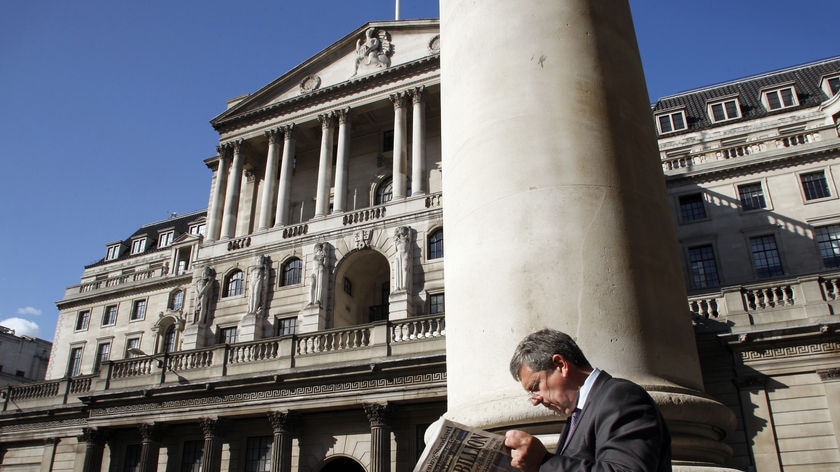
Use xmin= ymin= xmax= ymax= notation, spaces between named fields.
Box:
xmin=504 ymin=430 xmax=548 ymax=472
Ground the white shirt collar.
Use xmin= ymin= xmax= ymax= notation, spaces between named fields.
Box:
xmin=575 ymin=368 xmax=601 ymax=411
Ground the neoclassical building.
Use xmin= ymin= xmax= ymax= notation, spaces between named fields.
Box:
xmin=1 ymin=16 xmax=839 ymax=472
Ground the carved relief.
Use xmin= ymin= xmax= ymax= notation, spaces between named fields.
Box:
xmin=309 ymin=243 xmax=329 ymax=305
xmin=194 ymin=267 xmax=217 ymax=325
xmin=354 ymin=230 xmax=372 ymax=250
xmin=352 ymin=28 xmax=394 ymax=77
xmin=248 ymin=255 xmax=270 ymax=315
xmin=428 ymin=34 xmax=440 ymax=54
xmin=393 ymin=226 xmax=411 ymax=291
xmin=299 ymin=74 xmax=321 ymax=94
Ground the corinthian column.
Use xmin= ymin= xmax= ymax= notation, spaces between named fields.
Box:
xmin=258 ymin=129 xmax=282 ymax=230
xmin=314 ymin=113 xmax=335 ymax=217
xmin=333 ymin=108 xmax=352 ymax=212
xmin=440 ymin=1 xmax=735 ymax=469
xmin=80 ymin=428 xmax=105 ymax=472
xmin=410 ymin=86 xmax=427 ymax=196
xmin=364 ymin=403 xmax=391 ymax=472
xmin=205 ymin=146 xmax=230 ymax=242
xmin=221 ymin=140 xmax=244 ymax=239
xmin=389 ymin=92 xmax=408 ymax=199
xmin=268 ymin=410 xmax=295 ymax=472
xmin=199 ymin=417 xmax=222 ymax=472
xmin=275 ymin=124 xmax=295 ymax=227
xmin=138 ymin=424 xmax=160 ymax=472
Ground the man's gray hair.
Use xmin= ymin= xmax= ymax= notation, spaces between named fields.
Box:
xmin=509 ymin=329 xmax=592 ymax=380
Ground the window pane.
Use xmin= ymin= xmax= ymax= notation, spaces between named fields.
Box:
xmin=679 ymin=194 xmax=706 ymax=222
xmin=766 ymin=91 xmax=781 ymax=109
xmin=724 ymin=100 xmax=739 ymax=118
xmin=738 ymin=183 xmax=766 ymax=211
xmin=750 ymin=235 xmax=783 ymax=279
xmin=227 ymin=271 xmax=244 ymax=297
xmin=281 ymin=259 xmax=302 ymax=286
xmin=828 ymin=77 xmax=840 ymax=95
xmin=131 ymin=300 xmax=146 ymax=320
xmin=801 ymin=171 xmax=831 ymax=200
xmin=95 ymin=343 xmax=110 ymax=373
xmin=429 ymin=294 xmax=445 ymax=315
xmin=658 ymin=115 xmax=672 ymax=133
xmin=816 ymin=224 xmax=840 ymax=268
xmin=276 ymin=317 xmax=297 ymax=336
xmin=671 ymin=112 xmax=685 ymax=130
xmin=76 ymin=310 xmax=90 ymax=331
xmin=780 ymin=88 xmax=795 ymax=107
xmin=245 ymin=436 xmax=272 ymax=472
xmin=711 ymin=103 xmax=726 ymax=121
xmin=69 ymin=347 xmax=83 ymax=376
xmin=687 ymin=245 xmax=720 ymax=289
xmin=180 ymin=440 xmax=204 ymax=472
xmin=375 ymin=178 xmax=393 ymax=205
xmin=428 ymin=230 xmax=444 ymax=259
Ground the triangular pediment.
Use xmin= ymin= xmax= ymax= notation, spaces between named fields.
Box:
xmin=212 ymin=19 xmax=439 ymax=127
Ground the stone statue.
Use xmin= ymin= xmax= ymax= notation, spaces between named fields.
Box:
xmin=248 ymin=255 xmax=269 ymax=314
xmin=352 ymin=28 xmax=393 ymax=76
xmin=393 ymin=227 xmax=411 ymax=291
xmin=194 ymin=266 xmax=216 ymax=325
xmin=309 ymin=243 xmax=327 ymax=305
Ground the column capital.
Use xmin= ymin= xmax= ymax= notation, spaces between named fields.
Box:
xmin=282 ymin=123 xmax=296 ymax=138
xmin=267 ymin=410 xmax=297 ymax=434
xmin=265 ymin=128 xmax=282 ymax=144
xmin=336 ymin=107 xmax=352 ymax=124
xmin=410 ymin=85 xmax=426 ymax=104
xmin=138 ymin=423 xmax=161 ymax=443
xmin=79 ymin=427 xmax=106 ymax=444
xmin=199 ymin=417 xmax=222 ymax=438
xmin=216 ymin=144 xmax=231 ymax=158
xmin=318 ymin=112 xmax=335 ymax=129
xmin=363 ymin=402 xmax=392 ymax=428
xmin=389 ymin=91 xmax=409 ymax=109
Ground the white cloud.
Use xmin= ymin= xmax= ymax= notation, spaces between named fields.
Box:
xmin=16 ymin=306 xmax=43 ymax=316
xmin=0 ymin=317 xmax=41 ymax=338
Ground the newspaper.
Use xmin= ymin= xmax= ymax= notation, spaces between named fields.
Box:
xmin=413 ymin=418 xmax=519 ymax=472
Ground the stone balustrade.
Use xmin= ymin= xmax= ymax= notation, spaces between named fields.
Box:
xmin=1 ymin=315 xmax=446 ymax=412
xmin=79 ymin=268 xmax=165 ymax=293
xmin=741 ymin=284 xmax=794 ymax=310
xmin=342 ymin=206 xmax=386 ymax=226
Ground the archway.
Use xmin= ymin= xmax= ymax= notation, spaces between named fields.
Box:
xmin=332 ymin=249 xmax=390 ymax=327
xmin=320 ymin=456 xmax=365 ymax=472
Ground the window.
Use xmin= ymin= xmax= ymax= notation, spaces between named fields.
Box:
xmin=130 ymin=238 xmax=147 ymax=255
xmin=94 ymin=342 xmax=110 ymax=373
xmin=162 ymin=325 xmax=177 ymax=353
xmin=106 ymin=244 xmax=120 ymax=261
xmin=245 ymin=436 xmax=272 ymax=472
xmin=429 ymin=293 xmax=445 ymax=315
xmin=656 ymin=110 xmax=687 ymax=134
xmin=158 ymin=230 xmax=174 ymax=248
xmin=678 ymin=193 xmax=706 ymax=223
xmin=219 ymin=326 xmax=238 ymax=344
xmin=130 ymin=299 xmax=147 ymax=321
xmin=800 ymin=171 xmax=831 ymax=200
xmin=428 ymin=229 xmax=444 ymax=260
xmin=170 ymin=290 xmax=185 ymax=310
xmin=124 ymin=444 xmax=142 ymax=472
xmin=68 ymin=347 xmax=83 ymax=377
xmin=225 ymin=270 xmax=244 ymax=297
xmin=281 ymin=258 xmax=302 ymax=286
xmin=189 ymin=223 xmax=206 ymax=236
xmin=180 ymin=440 xmax=204 ymax=472
xmin=708 ymin=98 xmax=740 ymax=122
xmin=750 ymin=235 xmax=783 ymax=279
xmin=816 ymin=224 xmax=840 ymax=268
xmin=75 ymin=310 xmax=91 ymax=331
xmin=275 ymin=317 xmax=298 ymax=337
xmin=126 ymin=338 xmax=141 ymax=357
xmin=382 ymin=129 xmax=394 ymax=152
xmin=102 ymin=305 xmax=118 ymax=326
xmin=821 ymin=75 xmax=840 ymax=97
xmin=375 ymin=177 xmax=393 ymax=205
xmin=737 ymin=182 xmax=766 ymax=211
xmin=687 ymin=245 xmax=720 ymax=289
xmin=763 ymin=86 xmax=797 ymax=110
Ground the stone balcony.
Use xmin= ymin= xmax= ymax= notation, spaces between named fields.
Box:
xmin=0 ymin=315 xmax=445 ymax=414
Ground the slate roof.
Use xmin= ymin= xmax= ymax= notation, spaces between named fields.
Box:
xmin=652 ymin=56 xmax=840 ymax=136
xmin=88 ymin=209 xmax=207 ymax=267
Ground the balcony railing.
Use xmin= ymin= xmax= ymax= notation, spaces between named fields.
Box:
xmin=1 ymin=315 xmax=446 ymax=413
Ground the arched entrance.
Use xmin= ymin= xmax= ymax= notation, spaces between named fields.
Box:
xmin=332 ymin=249 xmax=390 ymax=327
xmin=320 ymin=456 xmax=365 ymax=472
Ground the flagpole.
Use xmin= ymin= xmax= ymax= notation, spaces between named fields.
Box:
xmin=395 ymin=0 xmax=400 ymax=20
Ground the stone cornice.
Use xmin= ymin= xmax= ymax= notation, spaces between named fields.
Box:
xmin=211 ymin=54 xmax=439 ymax=134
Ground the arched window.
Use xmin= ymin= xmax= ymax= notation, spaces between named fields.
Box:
xmin=428 ymin=228 xmax=444 ymax=259
xmin=375 ymin=177 xmax=393 ymax=205
xmin=169 ymin=289 xmax=185 ymax=310
xmin=162 ymin=325 xmax=177 ymax=353
xmin=281 ymin=258 xmax=302 ymax=286
xmin=225 ymin=270 xmax=244 ymax=297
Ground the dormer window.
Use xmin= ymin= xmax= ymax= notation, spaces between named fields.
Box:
xmin=820 ymin=74 xmax=840 ymax=98
xmin=656 ymin=110 xmax=687 ymax=134
xmin=105 ymin=244 xmax=120 ymax=261
xmin=762 ymin=85 xmax=798 ymax=111
xmin=158 ymin=230 xmax=174 ymax=248
xmin=189 ymin=223 xmax=206 ymax=236
xmin=708 ymin=98 xmax=741 ymax=123
xmin=130 ymin=238 xmax=147 ymax=255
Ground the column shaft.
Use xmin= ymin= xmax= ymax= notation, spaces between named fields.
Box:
xmin=205 ymin=147 xmax=230 ymax=242
xmin=411 ymin=86 xmax=427 ymax=195
xmin=390 ymin=93 xmax=408 ymax=199
xmin=200 ymin=418 xmax=222 ymax=472
xmin=275 ymin=125 xmax=296 ymax=227
xmin=138 ymin=424 xmax=160 ymax=472
xmin=221 ymin=140 xmax=244 ymax=239
xmin=333 ymin=108 xmax=351 ymax=212
xmin=268 ymin=411 xmax=295 ymax=472
xmin=258 ymin=130 xmax=281 ymax=230
xmin=314 ymin=114 xmax=335 ymax=217
xmin=364 ymin=403 xmax=391 ymax=472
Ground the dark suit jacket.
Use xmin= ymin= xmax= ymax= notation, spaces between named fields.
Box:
xmin=541 ymin=371 xmax=671 ymax=471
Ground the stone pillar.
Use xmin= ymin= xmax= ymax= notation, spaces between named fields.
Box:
xmin=410 ymin=86 xmax=427 ymax=196
xmin=221 ymin=140 xmax=244 ymax=239
xmin=333 ymin=108 xmax=352 ymax=212
xmin=439 ymin=0 xmax=735 ymax=469
xmin=80 ymin=428 xmax=105 ymax=472
xmin=199 ymin=417 xmax=222 ymax=472
xmin=268 ymin=411 xmax=295 ymax=472
xmin=364 ymin=403 xmax=391 ymax=472
xmin=258 ymin=129 xmax=282 ymax=231
xmin=390 ymin=92 xmax=409 ymax=199
xmin=138 ymin=423 xmax=160 ymax=472
xmin=736 ymin=376 xmax=781 ymax=472
xmin=275 ymin=125 xmax=296 ymax=227
xmin=314 ymin=113 xmax=335 ymax=217
xmin=206 ymin=146 xmax=230 ymax=242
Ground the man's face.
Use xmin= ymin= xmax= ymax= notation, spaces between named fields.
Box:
xmin=517 ymin=354 xmax=579 ymax=416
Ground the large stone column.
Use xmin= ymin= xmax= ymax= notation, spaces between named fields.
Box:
xmin=390 ymin=92 xmax=409 ymax=199
xmin=364 ymin=403 xmax=391 ymax=472
xmin=199 ymin=417 xmax=222 ymax=472
xmin=439 ymin=0 xmax=735 ymax=469
xmin=138 ymin=424 xmax=160 ymax=472
xmin=275 ymin=125 xmax=296 ymax=227
xmin=221 ymin=140 xmax=244 ymax=239
xmin=410 ymin=86 xmax=427 ymax=196
xmin=268 ymin=410 xmax=295 ymax=472
xmin=258 ymin=129 xmax=282 ymax=231
xmin=314 ymin=113 xmax=335 ymax=217
xmin=205 ymin=146 xmax=230 ymax=242
xmin=79 ymin=428 xmax=105 ymax=472
xmin=333 ymin=108 xmax=351 ymax=212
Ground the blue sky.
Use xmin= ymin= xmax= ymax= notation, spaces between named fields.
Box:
xmin=1 ymin=1 xmax=837 ymax=341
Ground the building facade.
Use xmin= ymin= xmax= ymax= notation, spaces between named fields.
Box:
xmin=0 ymin=18 xmax=839 ymax=472
xmin=0 ymin=326 xmax=50 ymax=387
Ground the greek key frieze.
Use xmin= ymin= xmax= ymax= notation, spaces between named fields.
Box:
xmin=740 ymin=341 xmax=840 ymax=361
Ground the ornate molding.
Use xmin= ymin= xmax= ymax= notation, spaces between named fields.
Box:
xmin=740 ymin=340 xmax=840 ymax=362
xmin=267 ymin=410 xmax=296 ymax=434
xmin=817 ymin=368 xmax=840 ymax=381
xmin=300 ymin=74 xmax=321 ymax=95
xmin=364 ymin=402 xmax=391 ymax=428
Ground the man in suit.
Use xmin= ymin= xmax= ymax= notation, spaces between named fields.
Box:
xmin=503 ymin=329 xmax=671 ymax=471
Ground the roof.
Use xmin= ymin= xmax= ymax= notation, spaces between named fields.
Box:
xmin=652 ymin=56 xmax=840 ymax=136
